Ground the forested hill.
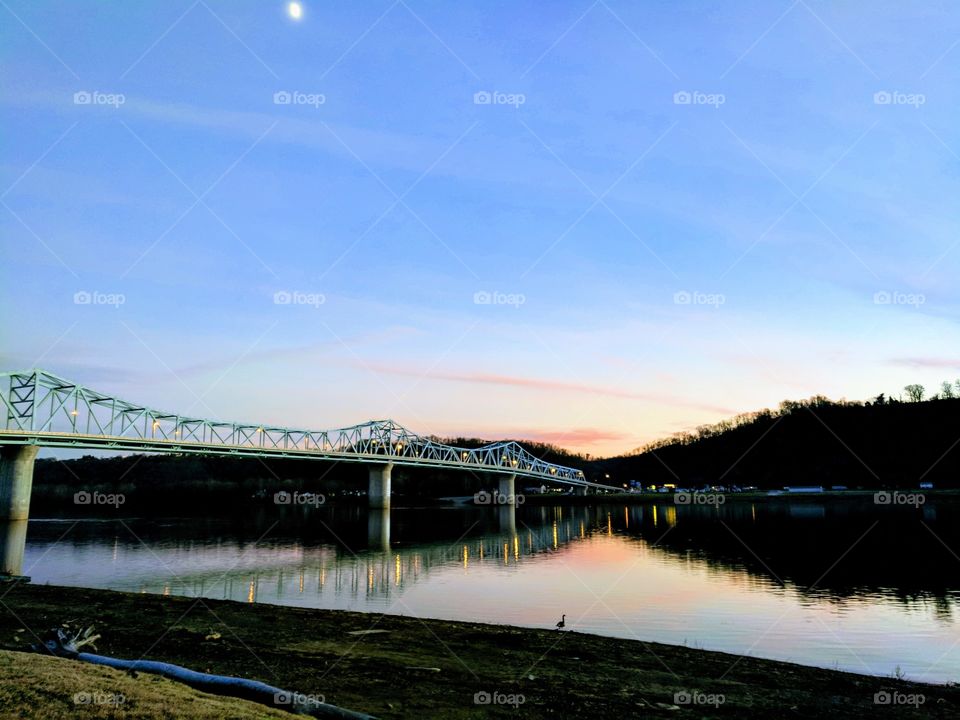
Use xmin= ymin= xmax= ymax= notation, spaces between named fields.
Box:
xmin=586 ymin=392 xmax=960 ymax=489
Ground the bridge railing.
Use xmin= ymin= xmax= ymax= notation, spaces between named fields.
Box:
xmin=0 ymin=370 xmax=587 ymax=482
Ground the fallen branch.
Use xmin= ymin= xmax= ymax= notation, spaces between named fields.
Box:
xmin=35 ymin=627 xmax=375 ymax=719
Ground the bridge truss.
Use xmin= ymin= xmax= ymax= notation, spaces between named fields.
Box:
xmin=0 ymin=370 xmax=590 ymax=484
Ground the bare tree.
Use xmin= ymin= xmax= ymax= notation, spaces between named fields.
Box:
xmin=904 ymin=384 xmax=925 ymax=402
xmin=941 ymin=381 xmax=955 ymax=399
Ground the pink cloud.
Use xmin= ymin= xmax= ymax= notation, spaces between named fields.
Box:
xmin=506 ymin=427 xmax=633 ymax=448
xmin=366 ymin=364 xmax=735 ymax=415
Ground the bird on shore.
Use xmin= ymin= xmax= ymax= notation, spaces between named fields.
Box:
xmin=555 ymin=614 xmax=566 ymax=630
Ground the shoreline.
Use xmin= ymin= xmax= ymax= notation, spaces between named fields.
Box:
xmin=0 ymin=583 xmax=956 ymax=718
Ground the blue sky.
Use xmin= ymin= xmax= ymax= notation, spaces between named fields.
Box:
xmin=2 ymin=1 xmax=960 ymax=455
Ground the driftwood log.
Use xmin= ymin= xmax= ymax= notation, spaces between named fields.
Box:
xmin=36 ymin=626 xmax=376 ymax=719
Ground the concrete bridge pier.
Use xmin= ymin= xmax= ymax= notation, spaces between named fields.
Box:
xmin=368 ymin=463 xmax=393 ymax=509
xmin=497 ymin=474 xmax=517 ymax=504
xmin=0 ymin=445 xmax=39 ymax=521
xmin=0 ymin=520 xmax=28 ymax=578
xmin=576 ymin=485 xmax=588 ymax=496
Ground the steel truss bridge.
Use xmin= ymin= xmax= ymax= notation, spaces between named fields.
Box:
xmin=0 ymin=370 xmax=594 ymax=486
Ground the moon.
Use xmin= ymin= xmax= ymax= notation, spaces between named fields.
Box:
xmin=287 ymin=2 xmax=303 ymax=20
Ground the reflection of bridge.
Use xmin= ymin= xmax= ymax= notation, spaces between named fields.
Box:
xmin=0 ymin=370 xmax=611 ymax=524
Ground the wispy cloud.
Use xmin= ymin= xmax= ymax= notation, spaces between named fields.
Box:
xmin=890 ymin=357 xmax=960 ymax=370
xmin=366 ymin=363 xmax=735 ymax=414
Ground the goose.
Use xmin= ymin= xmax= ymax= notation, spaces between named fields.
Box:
xmin=555 ymin=614 xmax=566 ymax=630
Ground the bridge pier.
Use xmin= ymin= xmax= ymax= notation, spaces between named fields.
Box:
xmin=0 ymin=445 xmax=39 ymax=521
xmin=497 ymin=474 xmax=517 ymax=504
xmin=368 ymin=463 xmax=393 ymax=509
xmin=576 ymin=486 xmax=588 ymax=496
xmin=0 ymin=520 xmax=28 ymax=578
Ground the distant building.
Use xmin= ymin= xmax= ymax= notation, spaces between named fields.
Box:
xmin=783 ymin=486 xmax=824 ymax=493
xmin=919 ymin=482 xmax=934 ymax=490
xmin=831 ymin=485 xmax=848 ymax=491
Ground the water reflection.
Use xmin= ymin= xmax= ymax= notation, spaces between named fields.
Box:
xmin=18 ymin=499 xmax=960 ymax=682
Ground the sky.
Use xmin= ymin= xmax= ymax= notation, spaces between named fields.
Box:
xmin=2 ymin=1 xmax=960 ymax=457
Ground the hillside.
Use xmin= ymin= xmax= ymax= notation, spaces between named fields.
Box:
xmin=586 ymin=393 xmax=960 ymax=489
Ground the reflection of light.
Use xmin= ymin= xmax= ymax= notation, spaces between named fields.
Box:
xmin=652 ymin=505 xmax=658 ymax=527
xmin=552 ymin=522 xmax=558 ymax=549
xmin=580 ymin=521 xmax=585 ymax=539
xmin=663 ymin=505 xmax=677 ymax=527
xmin=503 ymin=542 xmax=509 ymax=565
xmin=624 ymin=506 xmax=629 ymax=528
xmin=513 ymin=535 xmax=519 ymax=561
xmin=607 ymin=513 xmax=612 ymax=536
xmin=247 ymin=581 xmax=255 ymax=603
xmin=395 ymin=554 xmax=401 ymax=585
xmin=299 ymin=572 xmax=304 ymax=593
xmin=463 ymin=545 xmax=469 ymax=569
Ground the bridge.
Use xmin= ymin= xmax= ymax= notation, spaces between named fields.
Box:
xmin=0 ymin=369 xmax=603 ymax=523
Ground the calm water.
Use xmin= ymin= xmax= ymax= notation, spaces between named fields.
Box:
xmin=15 ymin=499 xmax=960 ymax=683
